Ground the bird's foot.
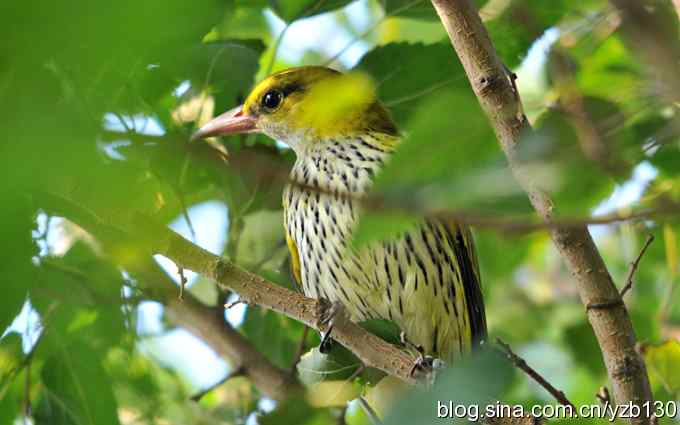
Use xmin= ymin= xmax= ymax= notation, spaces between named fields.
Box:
xmin=317 ymin=299 xmax=345 ymax=354
xmin=412 ymin=355 xmax=447 ymax=387
xmin=400 ymin=332 xmax=446 ymax=385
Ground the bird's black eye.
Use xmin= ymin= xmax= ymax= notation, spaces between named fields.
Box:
xmin=261 ymin=90 xmax=283 ymax=110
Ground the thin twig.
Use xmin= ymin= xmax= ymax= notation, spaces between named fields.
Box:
xmin=496 ymin=338 xmax=576 ymax=409
xmin=178 ymin=267 xmax=187 ymax=300
xmin=252 ymin=239 xmax=287 ymax=273
xmin=102 ymin=128 xmax=680 ymax=233
xmin=358 ymin=396 xmax=384 ymax=425
xmin=265 ymin=23 xmax=291 ymax=76
xmin=620 ymin=234 xmax=654 ymax=298
xmin=174 ymin=183 xmax=197 ymax=242
xmin=224 ymin=298 xmax=245 ymax=310
xmin=324 ymin=0 xmax=426 ymax=66
xmin=336 ymin=405 xmax=348 ymax=425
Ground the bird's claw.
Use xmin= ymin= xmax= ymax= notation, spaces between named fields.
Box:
xmin=317 ymin=299 xmax=344 ymax=354
xmin=411 ymin=354 xmax=447 ymax=386
xmin=400 ymin=331 xmax=446 ymax=385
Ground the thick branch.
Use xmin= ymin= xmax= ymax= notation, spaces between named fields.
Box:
xmin=121 ymin=260 xmax=299 ymax=401
xmin=164 ymin=293 xmax=300 ymax=400
xmin=40 ymin=198 xmax=299 ymax=402
xmin=134 ymin=214 xmax=419 ymax=384
xmin=41 ymin=191 xmax=419 ymax=385
xmin=429 ymin=0 xmax=653 ymax=422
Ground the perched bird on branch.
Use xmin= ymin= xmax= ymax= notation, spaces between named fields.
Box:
xmin=193 ymin=66 xmax=486 ymax=363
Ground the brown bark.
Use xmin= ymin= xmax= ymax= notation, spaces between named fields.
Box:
xmin=429 ymin=0 xmax=653 ymax=422
xmin=165 ymin=294 xmax=300 ymax=400
xmin=136 ymin=213 xmax=420 ymax=384
xmin=41 ymin=191 xmax=420 ymax=385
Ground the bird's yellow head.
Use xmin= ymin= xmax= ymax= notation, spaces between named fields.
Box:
xmin=192 ymin=66 xmax=397 ymax=152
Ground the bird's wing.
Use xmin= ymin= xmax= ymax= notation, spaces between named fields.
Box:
xmin=444 ymin=223 xmax=487 ymax=346
xmin=286 ymin=232 xmax=303 ymax=288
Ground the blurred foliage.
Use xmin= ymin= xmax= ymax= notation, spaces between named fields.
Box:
xmin=1 ymin=0 xmax=679 ymax=424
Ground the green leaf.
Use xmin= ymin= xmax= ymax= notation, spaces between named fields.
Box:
xmin=570 ymin=36 xmax=642 ymax=109
xmin=31 ymin=242 xmax=128 ymax=359
xmin=0 ymin=333 xmax=24 ymax=389
xmin=486 ymin=0 xmax=571 ymax=68
xmin=297 ymin=346 xmax=363 ymax=386
xmin=518 ymin=108 xmax=617 ymax=215
xmin=352 ymin=212 xmax=421 ymax=248
xmin=0 ymin=337 xmax=24 ymax=425
xmin=644 ymin=340 xmax=680 ymax=397
xmin=358 ymin=319 xmax=403 ymax=346
xmin=240 ymin=306 xmax=308 ymax=369
xmin=0 ymin=195 xmax=35 ymax=335
xmin=375 ymin=90 xmax=497 ymax=191
xmin=216 ymin=2 xmax=270 ymax=40
xmin=385 ymin=348 xmax=514 ymax=425
xmin=563 ymin=322 xmax=605 ymax=377
xmin=475 ymin=230 xmax=531 ymax=285
xmin=270 ymin=0 xmax=355 ymax=22
xmin=40 ymin=341 xmax=121 ymax=425
xmin=297 ymin=321 xmax=399 ymax=386
xmin=355 ymin=42 xmax=468 ymax=125
xmin=236 ymin=209 xmax=287 ymax=267
xmin=2 ymin=0 xmax=224 ymax=114
xmin=382 ymin=0 xmax=440 ymax=20
xmin=353 ymin=86 xmax=529 ymax=245
xmin=259 ymin=394 xmax=335 ymax=425
xmin=161 ymin=39 xmax=265 ymax=113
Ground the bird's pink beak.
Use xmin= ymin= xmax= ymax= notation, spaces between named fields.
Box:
xmin=190 ymin=105 xmax=258 ymax=141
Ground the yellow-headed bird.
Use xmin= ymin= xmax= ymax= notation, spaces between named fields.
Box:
xmin=193 ymin=66 xmax=486 ymax=362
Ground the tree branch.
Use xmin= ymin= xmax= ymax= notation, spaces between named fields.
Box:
xmin=39 ymin=192 xmax=301 ymax=401
xmin=164 ymin=293 xmax=300 ymax=400
xmin=40 ymin=191 xmax=419 ymax=386
xmin=134 ymin=213 xmax=419 ymax=384
xmin=429 ymin=0 xmax=653 ymax=422
xmin=620 ymin=234 xmax=654 ymax=298
xmin=497 ymin=339 xmax=575 ymax=409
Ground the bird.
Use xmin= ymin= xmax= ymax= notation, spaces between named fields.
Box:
xmin=192 ymin=66 xmax=486 ymax=363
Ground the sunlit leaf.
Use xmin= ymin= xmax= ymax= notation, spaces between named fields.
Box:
xmin=644 ymin=340 xmax=680 ymax=397
xmin=663 ymin=224 xmax=677 ymax=277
